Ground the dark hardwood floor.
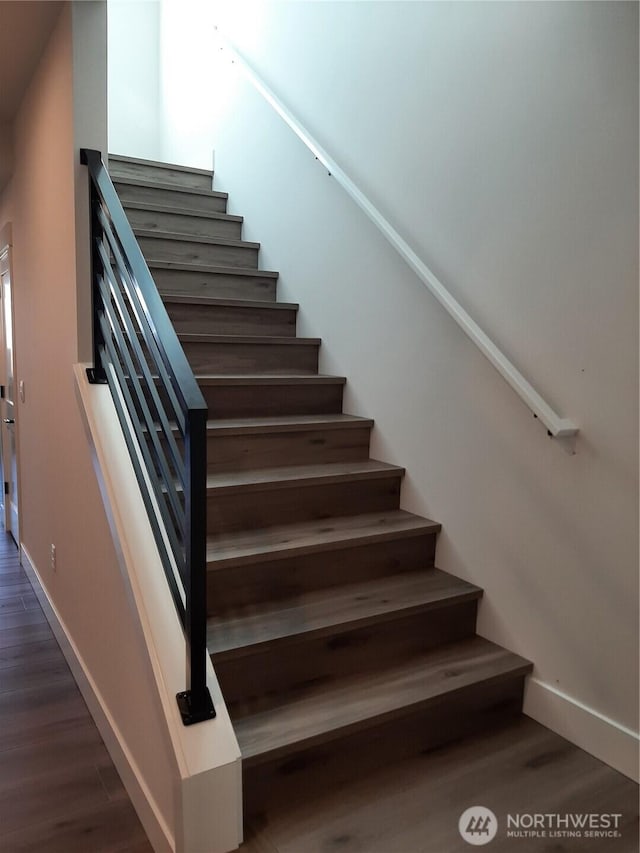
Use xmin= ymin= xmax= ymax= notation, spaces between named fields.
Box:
xmin=0 ymin=530 xmax=152 ymax=853
xmin=241 ymin=715 xmax=639 ymax=853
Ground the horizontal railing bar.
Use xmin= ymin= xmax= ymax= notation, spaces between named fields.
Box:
xmin=99 ymin=346 xmax=187 ymax=623
xmin=100 ymin=306 xmax=187 ymax=563
xmin=82 ymin=148 xmax=207 ymax=417
xmin=99 ymin=245 xmax=187 ymax=488
xmin=100 ymin=309 xmax=188 ymax=575
xmin=213 ymin=28 xmax=578 ymax=441
xmin=98 ymin=209 xmax=188 ymax=436
xmin=99 ymin=273 xmax=188 ymax=535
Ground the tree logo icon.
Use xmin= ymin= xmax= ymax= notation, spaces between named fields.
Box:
xmin=458 ymin=806 xmax=498 ymax=845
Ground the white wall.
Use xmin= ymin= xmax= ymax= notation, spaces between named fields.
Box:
xmin=111 ymin=1 xmax=639 ymax=778
xmin=108 ymin=0 xmax=161 ymax=160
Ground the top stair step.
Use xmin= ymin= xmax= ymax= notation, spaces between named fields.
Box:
xmin=108 ymin=154 xmax=213 ymax=190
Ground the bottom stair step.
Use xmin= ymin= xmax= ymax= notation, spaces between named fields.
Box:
xmin=233 ymin=636 xmax=532 ymax=766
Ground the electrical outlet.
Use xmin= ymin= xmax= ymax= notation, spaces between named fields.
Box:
xmin=50 ymin=544 xmax=56 ymax=572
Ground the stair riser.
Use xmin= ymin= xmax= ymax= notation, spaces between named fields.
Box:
xmin=115 ymin=181 xmax=227 ymax=213
xmin=147 ymin=380 xmax=345 ymax=421
xmin=243 ymin=676 xmax=526 ymax=811
xmin=207 ymin=534 xmax=437 ymax=614
xmin=182 ymin=341 xmax=319 ymax=375
xmin=207 ymin=475 xmax=402 ymax=534
xmin=164 ymin=303 xmax=297 ymax=337
xmin=152 ymin=267 xmax=277 ymax=302
xmin=126 ymin=207 xmax=242 ymax=240
xmin=199 ymin=382 xmax=344 ymax=418
xmin=204 ymin=425 xmax=372 ymax=474
xmin=109 ymin=160 xmax=212 ymax=189
xmin=215 ymin=601 xmax=478 ymax=705
xmin=138 ymin=235 xmax=259 ymax=269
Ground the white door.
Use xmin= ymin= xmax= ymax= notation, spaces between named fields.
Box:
xmin=0 ymin=246 xmax=19 ymax=544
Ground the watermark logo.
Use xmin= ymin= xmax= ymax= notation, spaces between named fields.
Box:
xmin=506 ymin=813 xmax=623 ymax=840
xmin=459 ymin=806 xmax=498 ymax=846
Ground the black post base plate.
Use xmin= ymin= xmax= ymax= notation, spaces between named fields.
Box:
xmin=86 ymin=367 xmax=108 ymax=385
xmin=176 ymin=689 xmax=216 ymax=726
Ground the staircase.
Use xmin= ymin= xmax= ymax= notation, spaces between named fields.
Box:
xmin=109 ymin=155 xmax=533 ymax=827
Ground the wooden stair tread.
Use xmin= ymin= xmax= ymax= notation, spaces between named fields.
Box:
xmin=206 ymin=459 xmax=404 ymax=494
xmin=133 ymin=228 xmax=260 ymax=250
xmin=206 ymin=510 xmax=439 ymax=569
xmin=204 ymin=413 xmax=372 ymax=435
xmin=109 ymin=153 xmax=213 ymax=176
xmin=196 ymin=374 xmax=345 ymax=386
xmin=162 ymin=294 xmax=297 ymax=310
xmin=207 ymin=568 xmax=482 ymax=659
xmin=112 ymin=175 xmax=227 ymax=198
xmin=121 ymin=200 xmax=242 ymax=222
xmin=148 ymin=260 xmax=278 ymax=278
xmin=233 ymin=636 xmax=532 ymax=763
xmin=180 ymin=333 xmax=320 ymax=345
xmin=163 ymin=413 xmax=369 ymax=435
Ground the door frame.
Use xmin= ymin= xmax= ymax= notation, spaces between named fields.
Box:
xmin=0 ymin=222 xmax=21 ymax=545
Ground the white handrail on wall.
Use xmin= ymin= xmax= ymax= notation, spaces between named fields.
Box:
xmin=213 ymin=28 xmax=579 ymax=442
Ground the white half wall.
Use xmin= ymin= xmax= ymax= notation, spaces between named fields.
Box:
xmin=110 ymin=0 xmax=639 ymax=779
xmin=74 ymin=364 xmax=242 ymax=853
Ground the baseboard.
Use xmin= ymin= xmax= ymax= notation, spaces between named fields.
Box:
xmin=20 ymin=544 xmax=175 ymax=853
xmin=524 ymin=676 xmax=639 ymax=783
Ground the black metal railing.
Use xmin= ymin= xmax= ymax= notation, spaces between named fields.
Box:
xmin=80 ymin=148 xmax=214 ymax=725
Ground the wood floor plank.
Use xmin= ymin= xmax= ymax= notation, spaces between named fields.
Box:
xmin=0 ymin=594 xmax=26 ymax=615
xmin=0 ymin=718 xmax=105 ymax=791
xmin=0 ymin=563 xmax=24 ymax=579
xmin=0 ymin=607 xmax=46 ymax=629
xmin=21 ymin=591 xmax=40 ymax=611
xmin=0 ymin=578 xmax=33 ymax=594
xmin=0 ymin=646 xmax=70 ymax=693
xmin=249 ymin=717 xmax=638 ymax=853
xmin=0 ymin=680 xmax=92 ymax=752
xmin=0 ymin=759 xmax=110 ymax=835
xmin=0 ymin=534 xmax=152 ymax=851
xmin=0 ymin=797 xmax=153 ymax=853
xmin=0 ymin=621 xmax=52 ymax=649
xmin=0 ymin=636 xmax=61 ymax=670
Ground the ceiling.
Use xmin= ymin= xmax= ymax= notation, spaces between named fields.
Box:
xmin=0 ymin=1 xmax=64 ymax=122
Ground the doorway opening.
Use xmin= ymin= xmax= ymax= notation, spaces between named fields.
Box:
xmin=0 ymin=225 xmax=20 ymax=546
